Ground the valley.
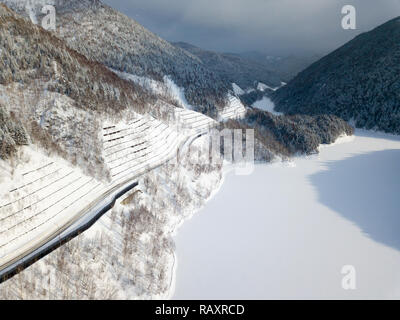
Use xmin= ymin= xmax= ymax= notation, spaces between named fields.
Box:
xmin=0 ymin=0 xmax=398 ymax=301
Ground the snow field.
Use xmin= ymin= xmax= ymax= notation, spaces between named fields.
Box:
xmin=0 ymin=150 xmax=103 ymax=264
xmin=174 ymin=108 xmax=217 ymax=133
xmin=218 ymin=95 xmax=247 ymax=122
xmin=103 ymin=117 xmax=181 ymax=181
xmin=252 ymin=96 xmax=283 ymax=115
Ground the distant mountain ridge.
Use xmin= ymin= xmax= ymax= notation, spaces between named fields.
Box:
xmin=236 ymin=51 xmax=322 ymax=82
xmin=273 ymin=17 xmax=400 ymax=134
xmin=172 ymin=41 xmax=282 ymax=90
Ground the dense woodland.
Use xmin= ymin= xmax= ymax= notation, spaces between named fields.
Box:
xmin=15 ymin=0 xmax=231 ymax=114
xmin=273 ymin=17 xmax=400 ymax=134
xmin=221 ymin=109 xmax=354 ymax=159
xmin=0 ymin=3 xmax=152 ymax=115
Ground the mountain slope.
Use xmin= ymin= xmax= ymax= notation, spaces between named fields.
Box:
xmin=0 ymin=2 xmax=150 ymax=114
xmin=0 ymin=3 xmax=154 ymax=176
xmin=272 ymin=17 xmax=400 ymax=134
xmin=2 ymin=0 xmax=230 ymax=114
xmin=173 ymin=42 xmax=282 ymax=90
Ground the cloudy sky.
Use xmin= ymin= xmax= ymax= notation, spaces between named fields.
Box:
xmin=103 ymin=0 xmax=400 ymax=56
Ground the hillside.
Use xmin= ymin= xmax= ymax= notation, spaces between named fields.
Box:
xmin=173 ymin=42 xmax=282 ymax=90
xmin=2 ymin=0 xmax=230 ymax=115
xmin=0 ymin=2 xmax=229 ymax=287
xmin=220 ymin=110 xmax=354 ymax=158
xmin=0 ymin=3 xmax=155 ymax=177
xmin=272 ymin=17 xmax=400 ymax=134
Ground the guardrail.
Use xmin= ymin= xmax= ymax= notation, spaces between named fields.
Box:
xmin=0 ymin=181 xmax=138 ymax=284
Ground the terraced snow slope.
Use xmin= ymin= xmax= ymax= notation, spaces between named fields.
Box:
xmin=0 ymin=148 xmax=104 ymax=268
xmin=218 ymin=95 xmax=247 ymax=122
xmin=0 ymin=107 xmax=217 ymax=275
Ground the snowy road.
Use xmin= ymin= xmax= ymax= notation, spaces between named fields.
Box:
xmin=0 ymin=113 xmax=213 ymax=282
xmin=173 ymin=130 xmax=400 ymax=299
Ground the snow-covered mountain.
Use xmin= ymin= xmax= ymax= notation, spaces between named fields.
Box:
xmin=172 ymin=42 xmax=282 ymax=91
xmin=2 ymin=0 xmax=231 ymax=115
xmin=0 ymin=2 xmax=158 ymax=177
xmin=273 ymin=17 xmax=400 ymax=134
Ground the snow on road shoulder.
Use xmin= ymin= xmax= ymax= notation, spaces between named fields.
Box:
xmin=0 ymin=145 xmax=104 ymax=263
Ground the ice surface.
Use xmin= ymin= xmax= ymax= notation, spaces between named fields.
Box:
xmin=252 ymin=96 xmax=282 ymax=115
xmin=173 ymin=130 xmax=400 ymax=299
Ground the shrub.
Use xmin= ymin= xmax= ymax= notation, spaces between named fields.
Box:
xmin=0 ymin=105 xmax=28 ymax=159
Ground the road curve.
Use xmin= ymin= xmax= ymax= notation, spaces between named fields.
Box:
xmin=0 ymin=126 xmax=210 ymax=284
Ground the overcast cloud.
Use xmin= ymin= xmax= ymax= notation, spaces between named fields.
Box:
xmin=103 ymin=0 xmax=400 ymax=56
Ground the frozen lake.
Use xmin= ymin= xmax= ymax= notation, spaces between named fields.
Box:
xmin=252 ymin=97 xmax=282 ymax=115
xmin=173 ymin=130 xmax=400 ymax=299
